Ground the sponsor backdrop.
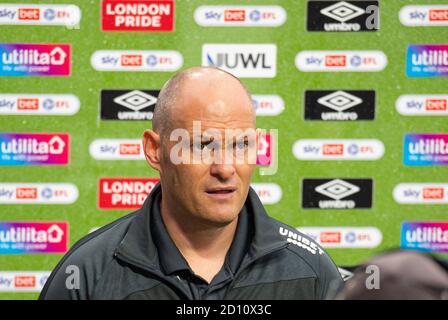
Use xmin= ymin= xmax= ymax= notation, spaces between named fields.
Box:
xmin=0 ymin=0 xmax=447 ymax=298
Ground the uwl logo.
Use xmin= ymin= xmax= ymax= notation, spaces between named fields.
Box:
xmin=207 ymin=53 xmax=272 ymax=69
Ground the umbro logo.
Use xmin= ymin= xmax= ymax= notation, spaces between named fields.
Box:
xmin=315 ymin=179 xmax=360 ymax=200
xmin=320 ymin=1 xmax=365 ymax=22
xmin=317 ymin=91 xmax=362 ymax=112
xmin=304 ymin=90 xmax=375 ymax=121
xmin=307 ymin=1 xmax=379 ymax=32
xmin=100 ymin=89 xmax=160 ymax=121
xmin=113 ymin=90 xmax=157 ymax=111
xmin=302 ymin=178 xmax=373 ymax=209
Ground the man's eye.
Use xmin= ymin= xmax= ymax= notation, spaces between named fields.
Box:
xmin=234 ymin=140 xmax=249 ymax=150
xmin=192 ymin=141 xmax=212 ymax=151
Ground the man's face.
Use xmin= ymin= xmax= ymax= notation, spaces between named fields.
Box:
xmin=157 ymin=72 xmax=256 ymax=227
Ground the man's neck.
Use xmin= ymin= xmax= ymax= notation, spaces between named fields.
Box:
xmin=160 ymin=197 xmax=238 ymax=283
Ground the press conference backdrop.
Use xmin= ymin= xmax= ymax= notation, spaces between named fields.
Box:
xmin=1 ymin=0 xmax=448 ymax=299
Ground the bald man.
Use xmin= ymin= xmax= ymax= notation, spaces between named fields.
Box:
xmin=40 ymin=67 xmax=343 ymax=300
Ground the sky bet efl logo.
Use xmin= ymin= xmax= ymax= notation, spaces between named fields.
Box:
xmin=296 ymin=50 xmax=387 ymax=72
xmin=194 ymin=5 xmax=286 ymax=27
xmin=403 ymin=133 xmax=448 ymax=166
xmin=0 ymin=222 xmax=68 ymax=254
xmin=0 ymin=4 xmax=81 ymax=27
xmin=0 ymin=271 xmax=50 ymax=292
xmin=0 ymin=94 xmax=79 ymax=116
xmin=400 ymin=5 xmax=448 ymax=27
xmin=407 ymin=45 xmax=448 ymax=77
xmin=101 ymin=0 xmax=174 ymax=32
xmin=91 ymin=50 xmax=182 ymax=72
xmin=401 ymin=222 xmax=448 ymax=253
xmin=0 ymin=183 xmax=78 ymax=204
xmin=396 ymin=95 xmax=448 ymax=116
xmin=0 ymin=43 xmax=70 ymax=76
xmin=393 ymin=183 xmax=448 ymax=204
xmin=0 ymin=133 xmax=69 ymax=166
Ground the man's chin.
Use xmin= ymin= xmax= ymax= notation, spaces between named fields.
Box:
xmin=200 ymin=209 xmax=240 ymax=227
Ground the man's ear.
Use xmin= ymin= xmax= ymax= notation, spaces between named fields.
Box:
xmin=143 ymin=129 xmax=162 ymax=173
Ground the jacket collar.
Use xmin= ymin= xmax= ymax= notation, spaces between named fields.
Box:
xmin=115 ymin=182 xmax=286 ymax=272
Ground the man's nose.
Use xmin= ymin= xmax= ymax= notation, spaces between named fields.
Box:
xmin=210 ymin=163 xmax=236 ymax=180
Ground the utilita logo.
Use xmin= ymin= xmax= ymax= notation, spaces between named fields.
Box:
xmin=0 ymin=94 xmax=79 ymax=115
xmin=407 ymin=45 xmax=448 ymax=77
xmin=403 ymin=133 xmax=448 ymax=166
xmin=0 ymin=183 xmax=78 ymax=204
xmin=297 ymin=227 xmax=382 ymax=248
xmin=396 ymin=94 xmax=448 ymax=116
xmin=293 ymin=139 xmax=384 ymax=160
xmin=101 ymin=89 xmax=159 ymax=120
xmin=194 ymin=5 xmax=286 ymax=27
xmin=307 ymin=1 xmax=379 ymax=32
xmin=302 ymin=178 xmax=373 ymax=209
xmin=0 ymin=43 xmax=70 ymax=76
xmin=0 ymin=222 xmax=68 ymax=254
xmin=0 ymin=4 xmax=81 ymax=26
xmin=101 ymin=0 xmax=174 ymax=32
xmin=400 ymin=5 xmax=448 ymax=27
xmin=99 ymin=177 xmax=159 ymax=209
xmin=89 ymin=139 xmax=144 ymax=160
xmin=295 ymin=50 xmax=387 ymax=72
xmin=91 ymin=50 xmax=182 ymax=72
xmin=0 ymin=133 xmax=69 ymax=166
xmin=202 ymin=44 xmax=277 ymax=78
xmin=0 ymin=272 xmax=50 ymax=292
xmin=401 ymin=222 xmax=448 ymax=253
xmin=393 ymin=183 xmax=448 ymax=204
xmin=305 ymin=90 xmax=375 ymax=121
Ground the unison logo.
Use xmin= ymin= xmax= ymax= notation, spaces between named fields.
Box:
xmin=406 ymin=45 xmax=448 ymax=77
xmin=401 ymin=222 xmax=448 ymax=253
xmin=202 ymin=44 xmax=277 ymax=78
xmin=403 ymin=133 xmax=448 ymax=166
xmin=0 ymin=43 xmax=70 ymax=76
xmin=0 ymin=133 xmax=69 ymax=165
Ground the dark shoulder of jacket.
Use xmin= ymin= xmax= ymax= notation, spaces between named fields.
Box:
xmin=38 ymin=210 xmax=138 ymax=300
xmin=271 ymin=218 xmax=344 ymax=299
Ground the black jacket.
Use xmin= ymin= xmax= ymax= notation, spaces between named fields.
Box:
xmin=39 ymin=184 xmax=343 ymax=300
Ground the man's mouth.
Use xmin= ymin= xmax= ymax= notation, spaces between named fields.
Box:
xmin=205 ymin=187 xmax=237 ymax=198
